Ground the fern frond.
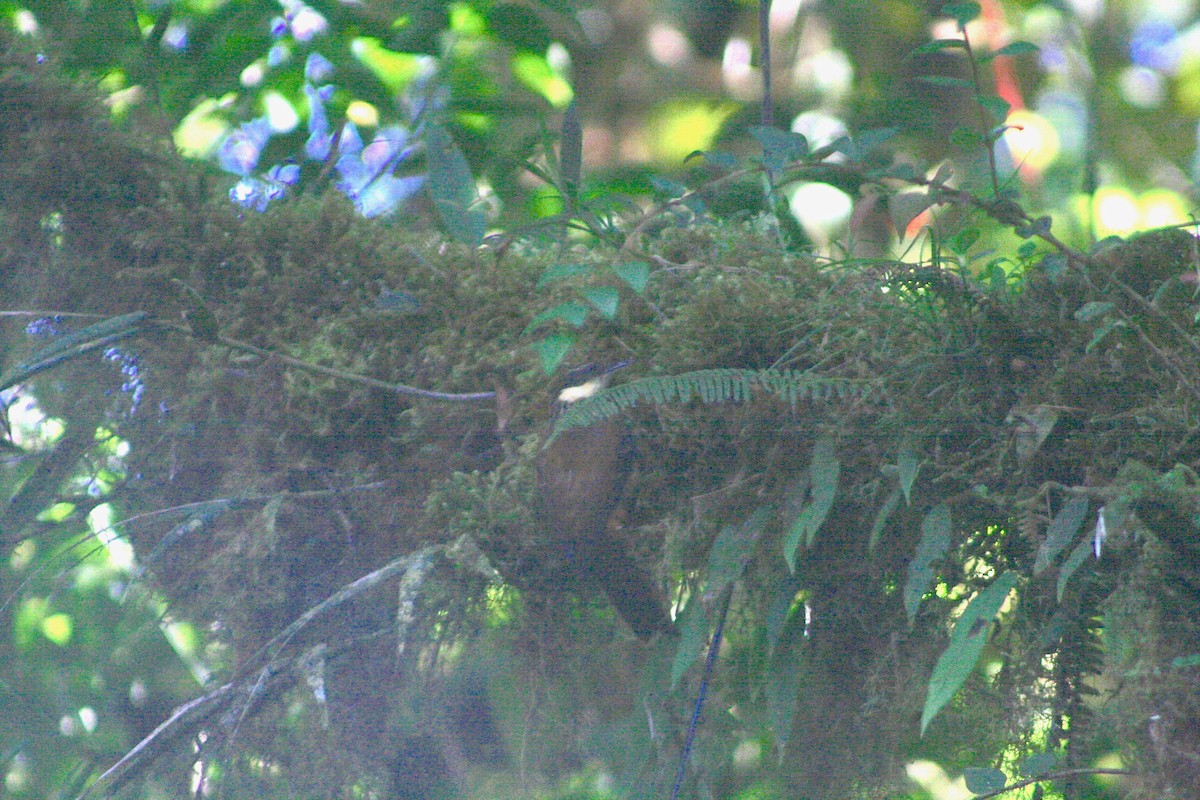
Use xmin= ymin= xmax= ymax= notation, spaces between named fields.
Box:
xmin=550 ymin=368 xmax=875 ymax=437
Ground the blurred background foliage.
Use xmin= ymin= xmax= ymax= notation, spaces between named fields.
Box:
xmin=2 ymin=0 xmax=1200 ymax=799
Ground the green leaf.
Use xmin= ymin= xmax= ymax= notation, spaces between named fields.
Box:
xmin=978 ymin=94 xmax=1011 ymax=125
xmin=766 ymin=609 xmax=806 ymax=755
xmin=1057 ymin=535 xmax=1094 ymax=602
xmin=1020 ymin=751 xmax=1059 ymax=777
xmin=905 ymin=503 xmax=952 ymax=625
xmin=784 ymin=434 xmax=841 ymax=570
xmin=889 ymin=191 xmax=936 ymax=237
xmin=534 ymin=334 xmax=574 ymax=374
xmin=920 ymin=570 xmax=1018 ymax=734
xmin=609 ymin=261 xmax=650 ymax=294
xmin=898 ymin=441 xmax=921 ymax=504
xmin=582 ymin=286 xmax=620 ymax=319
xmin=524 ymin=301 xmax=589 ymax=333
xmin=670 ymin=597 xmax=710 ymax=690
xmin=950 ymin=126 xmax=986 ymax=151
xmin=707 ymin=507 xmax=770 ymax=598
xmin=941 ymin=1 xmax=981 ymax=28
xmin=426 ymin=124 xmax=486 ymax=246
xmin=913 ymin=38 xmax=968 ymax=55
xmin=993 ymin=40 xmax=1039 ymax=58
xmin=750 ymin=125 xmax=809 ymax=172
xmin=919 ymin=75 xmax=975 ymax=90
xmin=869 ymin=488 xmax=902 ymax=551
xmin=964 ymin=767 xmax=1008 ymax=793
xmin=854 ymin=127 xmax=898 ymax=156
xmin=1034 ymin=497 xmax=1089 ymax=575
xmin=688 ymin=149 xmax=739 ymax=170
xmin=537 ymin=262 xmax=593 ymax=287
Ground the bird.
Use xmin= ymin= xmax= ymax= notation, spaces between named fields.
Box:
xmin=535 ymin=362 xmax=674 ymax=638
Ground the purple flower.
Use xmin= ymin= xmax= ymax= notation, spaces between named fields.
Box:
xmin=218 ymin=117 xmax=272 ymax=176
xmin=305 ymin=84 xmax=332 ymax=160
xmin=305 ymin=52 xmax=334 ymax=83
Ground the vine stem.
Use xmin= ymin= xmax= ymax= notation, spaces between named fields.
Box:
xmin=669 ymin=585 xmax=733 ymax=800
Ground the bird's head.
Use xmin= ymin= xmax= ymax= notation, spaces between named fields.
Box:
xmin=554 ymin=360 xmax=630 ymax=406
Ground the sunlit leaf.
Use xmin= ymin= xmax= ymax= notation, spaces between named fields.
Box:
xmin=920 ymin=570 xmax=1018 ymax=733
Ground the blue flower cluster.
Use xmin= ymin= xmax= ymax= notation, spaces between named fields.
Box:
xmin=217 ymin=8 xmax=427 ymax=218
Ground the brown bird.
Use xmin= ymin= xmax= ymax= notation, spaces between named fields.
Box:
xmin=535 ymin=362 xmax=674 ymax=638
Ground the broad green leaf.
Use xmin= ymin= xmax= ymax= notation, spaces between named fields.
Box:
xmin=964 ymin=767 xmax=1008 ymax=793
xmin=992 ymin=41 xmax=1039 ymax=58
xmin=869 ymin=488 xmax=902 ymax=551
xmin=707 ymin=507 xmax=770 ymax=598
xmin=524 ymin=301 xmax=589 ymax=333
xmin=750 ymin=125 xmax=809 ymax=173
xmin=920 ymin=570 xmax=1018 ymax=733
xmin=1034 ymin=497 xmax=1089 ymax=575
xmin=784 ymin=434 xmax=841 ymax=571
xmin=1057 ymin=535 xmax=1093 ymax=602
xmin=534 ymin=334 xmax=573 ymax=374
xmin=854 ymin=127 xmax=898 ymax=156
xmin=942 ymin=1 xmax=982 ymax=28
xmin=1020 ymin=751 xmax=1059 ymax=777
xmin=905 ymin=503 xmax=952 ymax=625
xmin=898 ymin=441 xmax=921 ymax=504
xmin=978 ymin=94 xmax=1011 ymax=124
xmin=582 ymin=286 xmax=619 ymax=319
xmin=610 ymin=261 xmax=650 ymax=293
xmin=950 ymin=126 xmax=986 ymax=150
xmin=889 ymin=191 xmax=936 ymax=237
xmin=670 ymin=597 xmax=710 ymax=690
xmin=426 ymin=125 xmax=486 ymax=246
xmin=766 ymin=609 xmax=806 ymax=755
xmin=537 ymin=262 xmax=593 ymax=287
